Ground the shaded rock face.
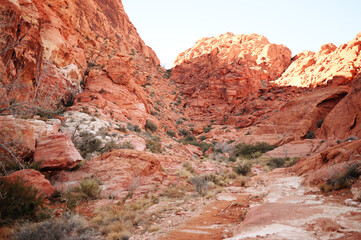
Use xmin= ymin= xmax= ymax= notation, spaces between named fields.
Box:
xmin=276 ymin=32 xmax=361 ymax=87
xmin=171 ymin=33 xmax=291 ymax=122
xmin=5 ymin=169 xmax=55 ymax=197
xmin=320 ymin=73 xmax=361 ymax=139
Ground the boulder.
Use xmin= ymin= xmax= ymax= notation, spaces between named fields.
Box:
xmin=34 ymin=134 xmax=83 ymax=170
xmin=5 ymin=169 xmax=55 ymax=197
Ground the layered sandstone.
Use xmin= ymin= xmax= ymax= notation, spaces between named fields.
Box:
xmin=276 ymin=32 xmax=361 ymax=87
xmin=33 ymin=134 xmax=83 ymax=170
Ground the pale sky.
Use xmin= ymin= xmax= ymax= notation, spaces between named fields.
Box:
xmin=123 ymin=0 xmax=361 ymax=68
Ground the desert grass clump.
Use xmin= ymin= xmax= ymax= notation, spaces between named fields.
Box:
xmin=15 ymin=214 xmax=98 ymax=240
xmin=189 ymin=176 xmax=209 ymax=196
xmin=62 ymin=178 xmax=101 ymax=210
xmin=0 ymin=177 xmax=44 ymax=225
xmin=266 ymin=157 xmax=299 ymax=170
xmin=319 ymin=162 xmax=361 ymax=193
xmin=182 ymin=161 xmax=195 ymax=173
xmin=160 ymin=184 xmax=192 ymax=199
xmin=145 ymin=119 xmax=158 ymax=133
xmin=233 ymin=162 xmax=252 ymax=176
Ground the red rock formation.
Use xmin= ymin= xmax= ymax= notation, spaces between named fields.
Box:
xmin=0 ymin=0 xmax=173 ymax=129
xmin=51 ymin=149 xmax=167 ymax=199
xmin=291 ymin=139 xmax=361 ymax=186
xmin=5 ymin=169 xmax=55 ymax=197
xmin=171 ymin=33 xmax=291 ymax=123
xmin=320 ymin=73 xmax=361 ymax=139
xmin=276 ymin=32 xmax=361 ymax=87
xmin=33 ymin=134 xmax=83 ymax=170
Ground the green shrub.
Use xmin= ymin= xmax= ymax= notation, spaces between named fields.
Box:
xmin=103 ymin=140 xmax=135 ymax=153
xmin=178 ymin=129 xmax=191 ymax=137
xmin=176 ymin=119 xmax=183 ymax=125
xmin=78 ymin=178 xmax=101 ymax=199
xmin=305 ymin=130 xmax=315 ymax=139
xmin=317 ymin=119 xmax=324 ymax=128
xmin=145 ymin=119 xmax=158 ymax=133
xmin=232 ymin=142 xmax=276 ymax=159
xmin=166 ymin=130 xmax=176 ymax=138
xmin=0 ymin=177 xmax=44 ymax=225
xmin=203 ymin=125 xmax=212 ymax=133
xmin=74 ymin=131 xmax=102 ymax=158
xmin=266 ymin=157 xmax=299 ymax=170
xmin=199 ymin=135 xmax=207 ymax=141
xmin=233 ymin=162 xmax=251 ymax=176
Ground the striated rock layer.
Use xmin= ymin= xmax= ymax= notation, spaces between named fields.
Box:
xmin=276 ymin=32 xmax=361 ymax=87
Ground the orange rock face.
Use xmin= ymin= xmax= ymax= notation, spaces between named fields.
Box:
xmin=171 ymin=33 xmax=291 ymax=123
xmin=5 ymin=169 xmax=55 ymax=197
xmin=33 ymin=134 xmax=83 ymax=170
xmin=276 ymin=32 xmax=361 ymax=87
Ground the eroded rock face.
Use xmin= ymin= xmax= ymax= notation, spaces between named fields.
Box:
xmin=171 ymin=33 xmax=291 ymax=122
xmin=5 ymin=169 xmax=55 ymax=197
xmin=34 ymin=134 xmax=83 ymax=170
xmin=276 ymin=32 xmax=361 ymax=87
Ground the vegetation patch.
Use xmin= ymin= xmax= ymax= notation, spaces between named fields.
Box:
xmin=231 ymin=142 xmax=276 ymax=159
xmin=145 ymin=119 xmax=158 ymax=133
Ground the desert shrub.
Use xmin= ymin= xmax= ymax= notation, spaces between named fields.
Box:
xmin=233 ymin=162 xmax=251 ymax=176
xmin=305 ymin=130 xmax=315 ymax=139
xmin=103 ymin=140 xmax=135 ymax=153
xmin=146 ymin=139 xmax=162 ymax=153
xmin=176 ymin=119 xmax=183 ymax=125
xmin=203 ymin=125 xmax=212 ymax=133
xmin=62 ymin=178 xmax=101 ymax=210
xmin=15 ymin=214 xmax=98 ymax=240
xmin=74 ymin=131 xmax=102 ymax=158
xmin=267 ymin=157 xmax=290 ymax=170
xmin=189 ymin=176 xmax=208 ymax=196
xmin=199 ymin=135 xmax=207 ymax=141
xmin=179 ymin=135 xmax=212 ymax=154
xmin=160 ymin=184 xmax=191 ymax=199
xmin=203 ymin=173 xmax=224 ymax=186
xmin=178 ymin=129 xmax=191 ymax=137
xmin=182 ymin=161 xmax=195 ymax=173
xmin=0 ymin=177 xmax=43 ymax=225
xmin=166 ymin=130 xmax=176 ymax=138
xmin=145 ymin=119 xmax=158 ymax=133
xmin=343 ymin=136 xmax=358 ymax=142
xmin=320 ymin=162 xmax=361 ymax=192
xmin=214 ymin=142 xmax=233 ymax=153
xmin=126 ymin=123 xmax=141 ymax=133
xmin=317 ymin=119 xmax=324 ymax=128
xmin=232 ymin=142 xmax=276 ymax=159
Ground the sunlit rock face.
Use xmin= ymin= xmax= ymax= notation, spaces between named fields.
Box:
xmin=171 ymin=32 xmax=292 ymax=124
xmin=0 ymin=0 xmax=168 ymax=126
xmin=276 ymin=32 xmax=361 ymax=87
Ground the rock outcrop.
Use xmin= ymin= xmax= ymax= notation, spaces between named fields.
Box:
xmin=51 ymin=149 xmax=167 ymax=199
xmin=276 ymin=32 xmax=361 ymax=87
xmin=5 ymin=169 xmax=55 ymax=197
xmin=291 ymin=139 xmax=361 ymax=186
xmin=171 ymin=33 xmax=292 ymax=123
xmin=33 ymin=134 xmax=83 ymax=170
